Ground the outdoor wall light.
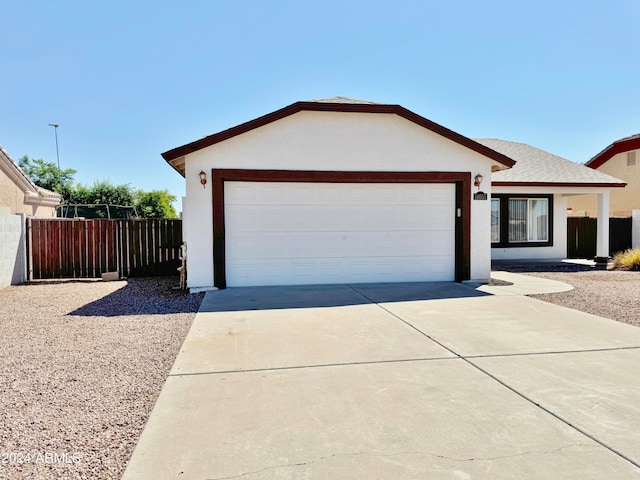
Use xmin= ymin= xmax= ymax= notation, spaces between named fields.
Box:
xmin=199 ymin=170 xmax=207 ymax=189
xmin=474 ymin=173 xmax=483 ymax=188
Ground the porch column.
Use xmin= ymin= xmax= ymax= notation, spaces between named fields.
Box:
xmin=633 ymin=209 xmax=640 ymax=249
xmin=596 ymin=191 xmax=610 ymax=259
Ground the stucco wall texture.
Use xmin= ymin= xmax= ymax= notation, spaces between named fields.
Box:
xmin=568 ymin=149 xmax=639 ymax=217
xmin=0 ymin=168 xmax=57 ymax=218
xmin=0 ymin=212 xmax=26 ymax=289
xmin=182 ymin=111 xmax=496 ymax=288
xmin=0 ymin=169 xmax=28 ymax=215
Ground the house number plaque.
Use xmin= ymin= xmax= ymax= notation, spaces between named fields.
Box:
xmin=473 ymin=192 xmax=488 ymax=200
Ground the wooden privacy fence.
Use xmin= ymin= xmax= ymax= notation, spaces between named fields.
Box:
xmin=567 ymin=217 xmax=632 ymax=259
xmin=27 ymin=218 xmax=182 ymax=280
xmin=567 ymin=217 xmax=597 ymax=259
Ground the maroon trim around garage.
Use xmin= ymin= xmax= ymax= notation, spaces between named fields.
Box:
xmin=587 ymin=135 xmax=640 ymax=169
xmin=211 ymin=169 xmax=471 ymax=289
xmin=162 ymin=101 xmax=516 ymax=170
xmin=492 ymin=181 xmax=626 ymax=188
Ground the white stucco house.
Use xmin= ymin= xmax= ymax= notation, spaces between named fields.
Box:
xmin=162 ymin=98 xmax=624 ymax=290
xmin=475 ymin=139 xmax=625 ymax=262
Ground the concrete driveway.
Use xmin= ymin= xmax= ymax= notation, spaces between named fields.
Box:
xmin=123 ymin=279 xmax=640 ymax=479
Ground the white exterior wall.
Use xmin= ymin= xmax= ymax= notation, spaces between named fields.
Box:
xmin=491 ymin=185 xmax=614 ymax=260
xmin=182 ymin=111 xmax=496 ymax=288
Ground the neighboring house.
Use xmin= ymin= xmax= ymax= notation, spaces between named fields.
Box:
xmin=0 ymin=145 xmax=62 ymax=289
xmin=567 ymin=134 xmax=640 ymax=217
xmin=475 ymin=139 xmax=625 ymax=262
xmin=161 ymin=98 xmax=624 ymax=290
xmin=0 ymin=146 xmax=62 ymax=217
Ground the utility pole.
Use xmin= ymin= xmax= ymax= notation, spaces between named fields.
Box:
xmin=48 ymin=123 xmax=60 ymax=170
xmin=48 ymin=123 xmax=60 ymax=192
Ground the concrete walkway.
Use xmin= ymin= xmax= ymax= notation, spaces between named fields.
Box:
xmin=476 ymin=270 xmax=574 ymax=296
xmin=123 ymin=274 xmax=640 ymax=479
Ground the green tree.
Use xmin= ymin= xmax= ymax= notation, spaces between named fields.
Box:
xmin=65 ymin=183 xmax=92 ymax=205
xmin=18 ymin=155 xmax=76 ymax=198
xmin=84 ymin=180 xmax=135 ymax=205
xmin=135 ymin=189 xmax=178 ymax=218
xmin=18 ymin=155 xmax=180 ymax=218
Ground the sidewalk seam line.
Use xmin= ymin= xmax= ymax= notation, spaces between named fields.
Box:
xmin=169 ymin=345 xmax=640 ymax=377
xmin=168 ymin=356 xmax=457 ymax=377
xmin=465 ymin=345 xmax=640 ymax=359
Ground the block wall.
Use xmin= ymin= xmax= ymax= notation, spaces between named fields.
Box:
xmin=0 ymin=212 xmax=26 ymax=289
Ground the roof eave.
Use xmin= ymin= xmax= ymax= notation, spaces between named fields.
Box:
xmin=166 ymin=156 xmax=186 ymax=177
xmin=587 ymin=136 xmax=640 ymax=169
xmin=492 ymin=181 xmax=627 ymax=188
xmin=0 ymin=147 xmax=39 ymax=194
xmin=23 ymin=194 xmax=62 ymax=207
xmin=161 ymin=101 xmax=517 ymax=175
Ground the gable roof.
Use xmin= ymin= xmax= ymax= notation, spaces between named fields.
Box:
xmin=162 ymin=98 xmax=516 ymax=176
xmin=475 ymin=138 xmax=626 ymax=188
xmin=587 ymin=133 xmax=640 ymax=169
xmin=0 ymin=146 xmax=62 ymax=207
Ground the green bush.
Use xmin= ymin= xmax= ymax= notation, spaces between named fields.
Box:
xmin=611 ymin=248 xmax=640 ymax=271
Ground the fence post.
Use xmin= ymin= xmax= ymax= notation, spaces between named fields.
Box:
xmin=26 ymin=216 xmax=33 ymax=282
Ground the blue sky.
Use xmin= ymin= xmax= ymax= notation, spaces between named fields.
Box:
xmin=1 ymin=1 xmax=638 ymax=210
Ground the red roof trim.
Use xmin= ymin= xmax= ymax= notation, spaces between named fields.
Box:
xmin=492 ymin=181 xmax=626 ymax=188
xmin=161 ymin=101 xmax=516 ymax=174
xmin=587 ymin=136 xmax=640 ymax=169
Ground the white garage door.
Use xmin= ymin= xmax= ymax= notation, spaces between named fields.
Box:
xmin=224 ymin=182 xmax=456 ymax=287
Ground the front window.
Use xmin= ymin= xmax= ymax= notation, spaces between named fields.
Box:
xmin=508 ymin=198 xmax=548 ymax=242
xmin=491 ymin=199 xmax=500 ymax=243
xmin=492 ymin=195 xmax=552 ymax=247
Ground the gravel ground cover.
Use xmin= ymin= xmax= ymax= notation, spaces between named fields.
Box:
xmin=497 ymin=264 xmax=640 ymax=327
xmin=0 ymin=276 xmax=203 ymax=479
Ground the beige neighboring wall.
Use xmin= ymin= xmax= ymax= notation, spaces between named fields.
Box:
xmin=0 ymin=146 xmax=61 ymax=217
xmin=568 ymin=146 xmax=638 ymax=217
xmin=0 ymin=167 xmax=28 ymax=214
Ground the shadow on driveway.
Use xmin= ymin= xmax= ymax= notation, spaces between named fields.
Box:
xmin=199 ymin=281 xmax=488 ymax=312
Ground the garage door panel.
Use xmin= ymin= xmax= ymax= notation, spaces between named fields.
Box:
xmin=227 ymin=183 xmax=457 ymax=207
xmin=225 ymin=183 xmax=257 ymax=203
xmin=226 ymin=255 xmax=455 ymax=286
xmin=227 ymin=205 xmax=454 ymax=233
xmin=224 ymin=182 xmax=456 ymax=286
xmin=318 ymin=185 xmax=343 ymax=203
xmin=429 ymin=184 xmax=455 ymax=202
xmin=228 ymin=230 xmax=454 ymax=259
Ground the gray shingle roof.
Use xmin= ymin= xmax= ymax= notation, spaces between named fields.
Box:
xmin=475 ymin=138 xmax=626 ymax=186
